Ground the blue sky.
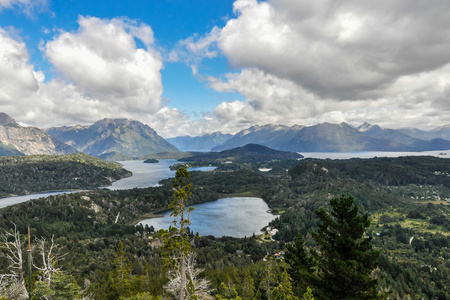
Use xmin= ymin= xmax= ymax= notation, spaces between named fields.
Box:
xmin=1 ymin=0 xmax=450 ymax=137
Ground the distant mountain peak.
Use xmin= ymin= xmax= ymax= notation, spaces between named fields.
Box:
xmin=47 ymin=118 xmax=179 ymax=158
xmin=0 ymin=113 xmax=17 ymax=126
xmin=0 ymin=112 xmax=76 ymax=156
xmin=357 ymin=122 xmax=380 ymax=132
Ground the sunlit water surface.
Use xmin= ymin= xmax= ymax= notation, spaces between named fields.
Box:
xmin=139 ymin=197 xmax=277 ymax=238
xmin=0 ymin=160 xmax=213 ymax=208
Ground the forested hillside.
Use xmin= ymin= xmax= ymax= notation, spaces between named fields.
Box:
xmin=0 ymin=153 xmax=131 ymax=197
xmin=0 ymin=156 xmax=449 ymax=299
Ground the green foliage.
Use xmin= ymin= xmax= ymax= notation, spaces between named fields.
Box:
xmin=181 ymin=144 xmax=302 ymax=167
xmin=0 ymin=156 xmax=449 ymax=299
xmin=162 ymin=167 xmax=195 ymax=268
xmin=170 ymin=167 xmax=194 ymax=237
xmin=303 ymin=287 xmax=314 ymax=300
xmin=121 ymin=293 xmax=163 ymax=300
xmin=143 ymin=159 xmax=159 ymax=163
xmin=312 ymin=195 xmax=379 ymax=299
xmin=32 ymin=272 xmax=82 ymax=299
xmin=104 ymin=241 xmax=134 ymax=299
xmin=162 ymin=167 xmax=199 ymax=299
xmin=285 ymin=195 xmax=380 ymax=299
xmin=271 ymin=271 xmax=298 ymax=300
xmin=0 ymin=153 xmax=131 ymax=197
xmin=284 ymin=234 xmax=314 ymax=294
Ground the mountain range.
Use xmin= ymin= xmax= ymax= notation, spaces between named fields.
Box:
xmin=167 ymin=132 xmax=233 ymax=152
xmin=46 ymin=118 xmax=179 ymax=160
xmin=174 ymin=122 xmax=450 ymax=153
xmin=0 ymin=112 xmax=449 ymax=158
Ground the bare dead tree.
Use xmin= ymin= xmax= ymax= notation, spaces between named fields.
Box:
xmin=0 ymin=223 xmax=28 ymax=299
xmin=32 ymin=236 xmax=94 ymax=300
xmin=165 ymin=252 xmax=213 ymax=299
xmin=33 ymin=235 xmax=68 ymax=285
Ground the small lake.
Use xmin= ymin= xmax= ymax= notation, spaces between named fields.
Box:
xmin=139 ymin=197 xmax=277 ymax=238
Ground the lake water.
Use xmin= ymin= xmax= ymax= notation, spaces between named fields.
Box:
xmin=106 ymin=160 xmax=178 ymax=190
xmin=0 ymin=160 xmax=215 ymax=208
xmin=300 ymin=150 xmax=450 ymax=160
xmin=139 ymin=197 xmax=277 ymax=238
xmin=0 ymin=191 xmax=77 ymax=209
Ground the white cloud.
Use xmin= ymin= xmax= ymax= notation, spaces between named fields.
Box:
xmin=45 ymin=16 xmax=163 ymax=113
xmin=0 ymin=28 xmax=39 ymax=104
xmin=2 ymin=1 xmax=450 ymax=138
xmin=172 ymin=0 xmax=450 ymax=134
xmin=169 ymin=27 xmax=221 ymax=75
xmin=203 ymin=66 xmax=450 ymax=132
xmin=0 ymin=0 xmax=47 ymax=16
xmin=217 ymin=0 xmax=450 ymax=100
xmin=0 ymin=18 xmax=182 ymax=134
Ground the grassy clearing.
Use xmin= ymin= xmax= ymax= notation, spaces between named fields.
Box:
xmin=370 ymin=210 xmax=450 ymax=236
xmin=414 ymin=199 xmax=450 ymax=206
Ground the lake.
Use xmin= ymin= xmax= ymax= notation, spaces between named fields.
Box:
xmin=0 ymin=160 xmax=215 ymax=208
xmin=106 ymin=159 xmax=178 ymax=190
xmin=139 ymin=197 xmax=277 ymax=238
xmin=300 ymin=150 xmax=450 ymax=160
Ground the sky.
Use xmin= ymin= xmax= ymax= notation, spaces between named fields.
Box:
xmin=1 ymin=0 xmax=450 ymax=138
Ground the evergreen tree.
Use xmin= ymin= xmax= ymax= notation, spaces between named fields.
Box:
xmin=105 ymin=241 xmax=133 ymax=299
xmin=162 ymin=167 xmax=194 ymax=299
xmin=240 ymin=270 xmax=255 ymax=299
xmin=271 ymin=271 xmax=298 ymax=300
xmin=286 ymin=195 xmax=379 ymax=299
xmin=284 ymin=234 xmax=314 ymax=294
xmin=33 ymin=273 xmax=81 ymax=300
xmin=302 ymin=287 xmax=314 ymax=300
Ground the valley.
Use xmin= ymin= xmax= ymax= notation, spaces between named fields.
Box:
xmin=0 ymin=152 xmax=449 ymax=299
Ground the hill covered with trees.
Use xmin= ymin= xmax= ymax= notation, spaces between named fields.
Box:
xmin=0 ymin=153 xmax=132 ymax=197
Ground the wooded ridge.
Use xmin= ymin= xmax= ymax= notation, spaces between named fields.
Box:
xmin=0 ymin=153 xmax=131 ymax=197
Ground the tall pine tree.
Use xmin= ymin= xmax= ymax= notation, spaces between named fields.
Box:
xmin=286 ymin=195 xmax=379 ymax=300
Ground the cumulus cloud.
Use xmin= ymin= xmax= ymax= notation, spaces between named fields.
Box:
xmin=45 ymin=16 xmax=163 ymax=114
xmin=0 ymin=17 xmax=184 ymax=134
xmin=0 ymin=28 xmax=39 ymax=104
xmin=173 ymin=0 xmax=450 ymax=134
xmin=203 ymin=65 xmax=450 ymax=133
xmin=217 ymin=0 xmax=450 ymax=100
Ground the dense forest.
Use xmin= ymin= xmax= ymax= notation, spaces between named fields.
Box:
xmin=0 ymin=153 xmax=131 ymax=197
xmin=0 ymin=155 xmax=449 ymax=299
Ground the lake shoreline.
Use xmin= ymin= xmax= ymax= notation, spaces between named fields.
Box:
xmin=138 ymin=197 xmax=278 ymax=238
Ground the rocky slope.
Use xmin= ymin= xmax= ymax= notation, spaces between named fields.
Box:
xmin=0 ymin=113 xmax=76 ymax=156
xmin=46 ymin=118 xmax=180 ymax=159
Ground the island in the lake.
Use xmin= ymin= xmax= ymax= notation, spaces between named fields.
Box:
xmin=144 ymin=158 xmax=159 ymax=163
